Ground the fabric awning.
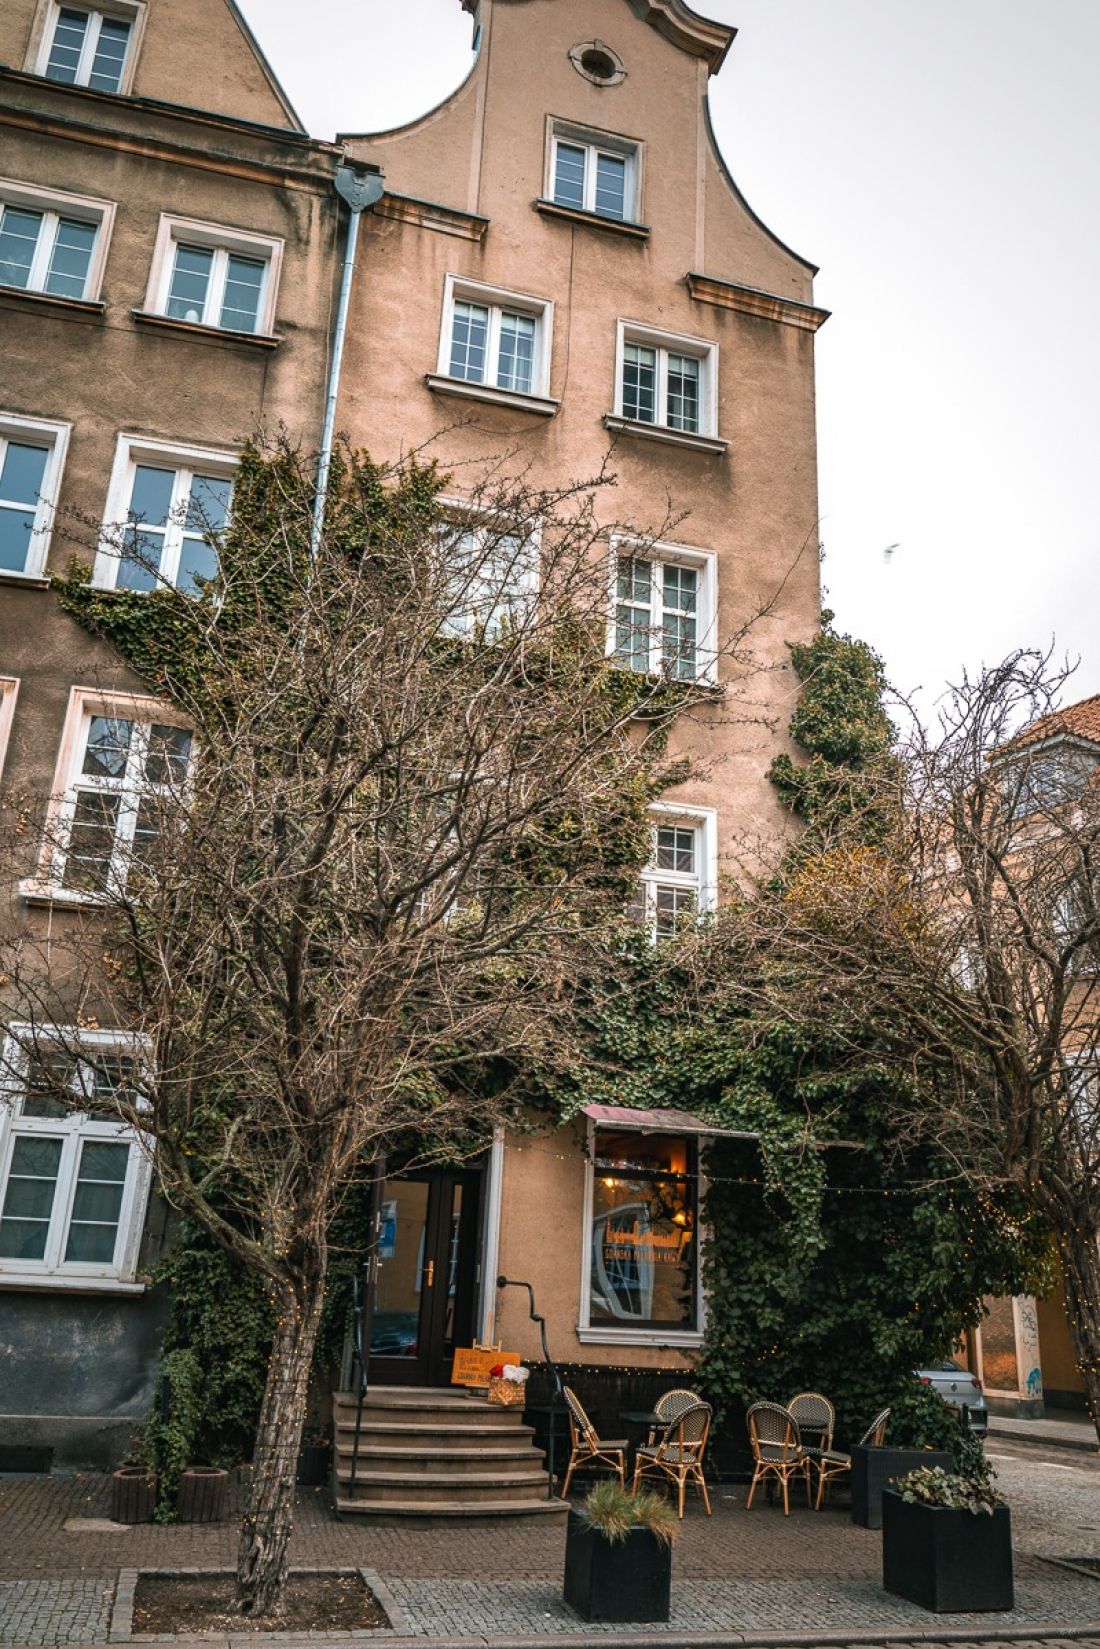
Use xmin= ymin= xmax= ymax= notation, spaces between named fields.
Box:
xmin=580 ymin=1103 xmax=758 ymax=1141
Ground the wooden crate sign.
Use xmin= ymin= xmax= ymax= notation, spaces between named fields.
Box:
xmin=450 ymin=1345 xmax=521 ymax=1389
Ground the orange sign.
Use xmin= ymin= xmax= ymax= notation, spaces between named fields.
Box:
xmin=451 ymin=1344 xmax=522 ymax=1389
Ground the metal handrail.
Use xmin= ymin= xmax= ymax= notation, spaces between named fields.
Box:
xmin=348 ymin=1272 xmax=368 ymax=1492
xmin=497 ymin=1274 xmax=562 ymax=1499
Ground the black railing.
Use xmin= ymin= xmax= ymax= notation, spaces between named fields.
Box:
xmin=347 ymin=1160 xmax=386 ymax=1495
xmin=496 ymin=1274 xmax=562 ymax=1498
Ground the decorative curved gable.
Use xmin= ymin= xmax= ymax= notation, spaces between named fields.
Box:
xmin=460 ymin=0 xmax=735 ymax=74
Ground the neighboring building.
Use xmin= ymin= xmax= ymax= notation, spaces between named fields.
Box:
xmin=1 ymin=0 xmax=828 ymax=1496
xmin=0 ymin=0 xmax=341 ymax=1468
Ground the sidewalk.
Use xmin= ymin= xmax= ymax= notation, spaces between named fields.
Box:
xmin=1 ymin=1441 xmax=1099 ymax=1649
xmin=988 ymin=1410 xmax=1099 ymax=1454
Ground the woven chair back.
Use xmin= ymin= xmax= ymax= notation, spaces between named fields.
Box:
xmin=563 ymin=1385 xmax=598 ymax=1449
xmin=655 ymin=1388 xmax=700 ymax=1426
xmin=859 ymin=1406 xmax=891 ymax=1448
xmin=747 ymin=1401 xmax=801 ymax=1462
xmin=670 ymin=1400 xmax=711 ymax=1456
xmin=788 ymin=1391 xmax=835 ymax=1438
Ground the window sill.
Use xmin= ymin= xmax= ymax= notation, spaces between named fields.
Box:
xmin=0 ymin=570 xmax=50 ymax=590
xmin=425 ymin=374 xmax=560 ymax=418
xmin=610 ymin=663 xmax=725 ymax=699
xmin=130 ymin=310 xmax=281 ymax=350
xmin=603 ymin=415 xmax=728 ymax=456
xmin=576 ymin=1326 xmax=704 ymax=1349
xmin=0 ymin=286 xmax=106 ymax=320
xmin=18 ymin=880 xmax=104 ymax=910
xmin=534 ymin=199 xmax=650 ymax=241
xmin=0 ymin=1270 xmax=146 ymax=1295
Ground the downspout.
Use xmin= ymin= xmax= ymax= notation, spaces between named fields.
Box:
xmin=311 ymin=163 xmax=385 ymax=561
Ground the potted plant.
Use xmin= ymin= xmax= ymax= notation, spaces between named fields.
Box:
xmin=296 ymin=1425 xmax=332 ymax=1487
xmin=563 ymin=1480 xmax=676 ymax=1624
xmin=110 ymin=1462 xmax=157 ymax=1524
xmin=851 ymin=1441 xmax=954 ymax=1528
xmin=851 ymin=1383 xmax=963 ymax=1529
xmin=883 ymin=1463 xmax=1012 ymax=1613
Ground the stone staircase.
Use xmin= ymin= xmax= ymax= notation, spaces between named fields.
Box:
xmin=332 ymin=1386 xmax=568 ymax=1520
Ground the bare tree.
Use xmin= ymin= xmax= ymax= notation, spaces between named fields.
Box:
xmin=0 ymin=441 xmax=786 ymax=1613
xmin=741 ymin=649 xmax=1100 ymax=1436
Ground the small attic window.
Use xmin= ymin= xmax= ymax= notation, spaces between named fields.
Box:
xmin=569 ymin=40 xmax=626 ymax=88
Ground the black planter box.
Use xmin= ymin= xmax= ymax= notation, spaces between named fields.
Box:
xmin=882 ymin=1488 xmax=1013 ymax=1612
xmin=296 ymin=1444 xmax=331 ymax=1487
xmin=851 ymin=1445 xmax=954 ymax=1529
xmin=563 ymin=1510 xmax=672 ymax=1623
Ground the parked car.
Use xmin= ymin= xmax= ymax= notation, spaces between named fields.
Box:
xmin=914 ymin=1362 xmax=988 ymax=1435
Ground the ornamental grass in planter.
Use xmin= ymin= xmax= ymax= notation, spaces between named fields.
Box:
xmin=563 ymin=1480 xmax=677 ymax=1624
xmin=883 ymin=1464 xmax=1012 ymax=1614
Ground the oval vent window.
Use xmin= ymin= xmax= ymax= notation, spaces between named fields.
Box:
xmin=569 ymin=40 xmax=627 ymax=87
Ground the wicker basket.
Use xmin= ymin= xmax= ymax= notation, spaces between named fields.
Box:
xmin=487 ymin=1375 xmax=527 ymax=1408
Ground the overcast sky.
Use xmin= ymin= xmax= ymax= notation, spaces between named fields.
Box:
xmin=244 ymin=0 xmax=1100 ymax=710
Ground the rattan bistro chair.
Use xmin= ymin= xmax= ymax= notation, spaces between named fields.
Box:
xmin=746 ymin=1402 xmax=813 ymax=1515
xmin=788 ymin=1392 xmax=835 ymax=1452
xmin=648 ymin=1387 xmax=701 ymax=1443
xmin=632 ymin=1398 xmax=713 ymax=1518
xmin=812 ymin=1406 xmax=892 ymax=1510
xmin=559 ymin=1386 xmax=627 ymax=1499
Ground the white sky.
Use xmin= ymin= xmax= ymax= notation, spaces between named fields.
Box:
xmin=243 ymin=0 xmax=1100 ymax=708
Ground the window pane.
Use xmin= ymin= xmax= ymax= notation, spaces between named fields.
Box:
xmin=0 ymin=207 xmax=43 ymax=289
xmin=81 ymin=715 xmax=133 ymax=779
xmin=0 ymin=1136 xmax=62 ymax=1260
xmin=449 ymin=300 xmax=489 ymax=382
xmin=184 ymin=473 xmax=232 ymax=535
xmin=23 ymin=1053 xmax=77 ymax=1119
xmin=87 ymin=16 xmax=131 ymax=92
xmin=80 ymin=1056 xmax=135 ymax=1114
xmin=62 ymin=791 xmax=121 ymax=890
xmin=145 ymin=724 xmax=192 ymax=785
xmin=655 ymin=826 xmax=696 ymax=873
xmin=654 ymin=883 xmax=696 ymax=938
xmin=662 ymin=564 xmax=699 ymax=679
xmin=46 ymin=8 xmax=89 ymax=82
xmin=219 ymin=254 xmax=265 ymax=332
xmin=496 ymin=311 xmax=535 ymax=394
xmin=667 ymin=353 xmax=700 ymax=433
xmin=622 ymin=342 xmax=657 ymax=423
xmin=64 ymin=1139 xmax=128 ymax=1263
xmin=590 ymin=1131 xmax=696 ymax=1328
xmin=553 ymin=142 xmax=586 ymax=209
xmin=120 ymin=465 xmax=174 ymax=588
xmin=594 ymin=153 xmax=627 ymax=220
xmin=165 ymin=244 xmax=213 ymax=323
xmin=0 ymin=442 xmax=49 ymax=574
xmin=128 ymin=465 xmax=174 ymax=528
xmin=613 ymin=559 xmax=652 ymax=673
xmin=116 ymin=529 xmax=165 ymax=590
xmin=44 ymin=218 xmax=96 ymax=300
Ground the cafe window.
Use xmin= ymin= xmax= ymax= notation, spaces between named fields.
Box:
xmin=585 ymin=1128 xmax=698 ymax=1337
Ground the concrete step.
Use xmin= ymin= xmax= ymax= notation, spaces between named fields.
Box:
xmin=336 ymin=1469 xmax=549 ymax=1505
xmin=332 ymin=1391 xmax=522 ymax=1430
xmin=335 ymin=1494 xmax=567 ymax=1521
xmin=335 ymin=1419 xmax=537 ymax=1448
xmin=335 ymin=1443 xmax=543 ymax=1475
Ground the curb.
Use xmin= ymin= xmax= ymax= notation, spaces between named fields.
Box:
xmin=988 ymin=1422 xmax=1099 ymax=1458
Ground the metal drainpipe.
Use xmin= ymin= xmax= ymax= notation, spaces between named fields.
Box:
xmin=311 ymin=163 xmax=385 ymax=561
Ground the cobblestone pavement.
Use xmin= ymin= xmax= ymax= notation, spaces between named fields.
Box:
xmin=0 ymin=1438 xmax=1098 ymax=1646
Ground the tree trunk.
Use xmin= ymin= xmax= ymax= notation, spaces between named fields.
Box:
xmin=235 ymin=1272 xmax=326 ymax=1617
xmin=1056 ymin=1226 xmax=1100 ymax=1445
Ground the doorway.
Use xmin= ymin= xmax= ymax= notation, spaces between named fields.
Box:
xmin=368 ymin=1169 xmax=481 ymax=1387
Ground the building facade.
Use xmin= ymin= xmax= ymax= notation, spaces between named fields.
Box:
xmin=0 ymin=0 xmax=827 ymax=1485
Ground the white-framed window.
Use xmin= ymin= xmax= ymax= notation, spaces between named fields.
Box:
xmin=36 ymin=689 xmax=193 ymax=899
xmin=613 ymin=321 xmax=718 ymax=439
xmin=0 ymin=1027 xmax=151 ymax=1289
xmin=435 ymin=506 xmax=540 ymax=641
xmin=437 ymin=275 xmax=554 ymax=401
xmin=0 ymin=678 xmax=19 ymax=782
xmin=548 ymin=124 xmax=640 ymax=223
xmin=36 ymin=2 xmax=144 ymax=95
xmin=0 ymin=413 xmax=70 ymax=581
xmin=95 ymin=436 xmax=235 ymax=594
xmin=144 ymin=216 xmax=283 ymax=336
xmin=630 ymin=804 xmax=718 ymax=940
xmin=609 ymin=538 xmax=717 ymax=684
xmin=0 ymin=179 xmax=113 ymax=302
xmin=580 ymin=1120 xmax=703 ymax=1344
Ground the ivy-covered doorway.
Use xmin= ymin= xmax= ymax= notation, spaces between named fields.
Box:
xmin=368 ymin=1169 xmax=482 ymax=1387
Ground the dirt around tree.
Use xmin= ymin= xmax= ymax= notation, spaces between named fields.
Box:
xmin=132 ymin=1569 xmax=388 ymax=1633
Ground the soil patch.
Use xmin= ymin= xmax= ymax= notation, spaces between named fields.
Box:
xmin=132 ymin=1569 xmax=389 ymax=1634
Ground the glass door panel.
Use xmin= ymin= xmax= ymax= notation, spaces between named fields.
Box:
xmin=371 ymin=1179 xmax=429 ymax=1363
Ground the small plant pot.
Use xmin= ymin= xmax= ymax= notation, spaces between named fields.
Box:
xmin=882 ymin=1488 xmax=1013 ymax=1612
xmin=851 ymin=1445 xmax=954 ymax=1529
xmin=176 ymin=1466 xmax=229 ymax=1523
xmin=111 ymin=1466 xmax=156 ymax=1524
xmin=563 ymin=1509 xmax=672 ymax=1623
xmin=296 ymin=1443 xmax=331 ymax=1487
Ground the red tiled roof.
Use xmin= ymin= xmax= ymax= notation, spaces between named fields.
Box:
xmin=1017 ymin=693 xmax=1100 ymax=749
